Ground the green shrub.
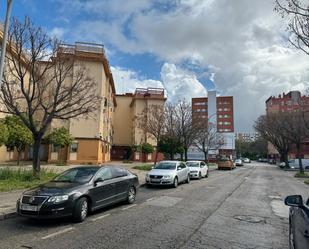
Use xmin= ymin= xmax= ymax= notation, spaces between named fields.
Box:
xmin=123 ymin=160 xmax=133 ymax=164
xmin=0 ymin=168 xmax=57 ymax=192
xmin=135 ymin=143 xmax=154 ymax=154
xmin=294 ymin=172 xmax=309 ymax=178
xmin=132 ymin=164 xmax=153 ymax=171
xmin=305 ymin=179 xmax=309 ymax=185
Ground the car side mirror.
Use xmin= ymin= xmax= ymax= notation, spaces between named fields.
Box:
xmin=94 ymin=177 xmax=104 ymax=186
xmin=177 ymin=167 xmax=182 ymax=171
xmin=285 ymin=195 xmax=303 ymax=207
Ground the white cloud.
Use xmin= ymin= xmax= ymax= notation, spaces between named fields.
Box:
xmin=50 ymin=27 xmax=66 ymax=39
xmin=54 ymin=0 xmax=309 ymax=132
xmin=111 ymin=63 xmax=207 ymax=102
xmin=111 ymin=66 xmax=164 ymax=94
xmin=160 ymin=63 xmax=207 ymax=102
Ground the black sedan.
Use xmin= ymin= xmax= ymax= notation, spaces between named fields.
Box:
xmin=17 ymin=166 xmax=139 ymax=222
xmin=285 ymin=195 xmax=309 ymax=249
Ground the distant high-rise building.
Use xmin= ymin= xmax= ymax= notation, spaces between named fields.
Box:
xmin=266 ymin=90 xmax=309 ymax=160
xmin=192 ymin=91 xmax=235 ymax=158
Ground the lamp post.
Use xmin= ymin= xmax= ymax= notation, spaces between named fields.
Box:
xmin=0 ymin=0 xmax=13 ymax=87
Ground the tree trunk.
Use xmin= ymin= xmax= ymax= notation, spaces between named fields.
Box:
xmin=203 ymin=151 xmax=207 ymax=163
xmin=17 ymin=150 xmax=20 ymax=166
xmin=154 ymin=149 xmax=159 ymax=166
xmin=184 ymin=147 xmax=188 ymax=161
xmin=296 ymin=144 xmax=304 ymax=174
xmin=284 ymin=152 xmax=289 ymax=167
xmin=33 ymin=134 xmax=42 ymax=178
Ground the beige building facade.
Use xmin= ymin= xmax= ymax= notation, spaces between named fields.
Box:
xmin=47 ymin=42 xmax=116 ymax=165
xmin=112 ymin=88 xmax=165 ymax=162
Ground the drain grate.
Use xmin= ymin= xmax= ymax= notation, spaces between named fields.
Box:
xmin=234 ymin=215 xmax=266 ymax=224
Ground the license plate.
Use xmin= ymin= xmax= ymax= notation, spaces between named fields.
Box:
xmin=151 ymin=179 xmax=161 ymax=183
xmin=20 ymin=204 xmax=38 ymax=211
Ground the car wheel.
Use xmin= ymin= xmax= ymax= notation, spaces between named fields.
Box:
xmin=73 ymin=197 xmax=88 ymax=223
xmin=206 ymin=171 xmax=209 ymax=178
xmin=198 ymin=172 xmax=202 ymax=179
xmin=186 ymin=174 xmax=190 ymax=183
xmin=127 ymin=186 xmax=136 ymax=204
xmin=173 ymin=177 xmax=178 ymax=188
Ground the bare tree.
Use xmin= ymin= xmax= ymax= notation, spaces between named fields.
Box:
xmin=275 ymin=0 xmax=309 ymax=55
xmin=255 ymin=114 xmax=290 ymax=166
xmin=281 ymin=110 xmax=309 ymax=174
xmin=162 ymin=102 xmax=180 ymax=160
xmin=0 ymin=17 xmax=100 ymax=176
xmin=194 ymin=122 xmax=224 ymax=162
xmin=137 ymin=104 xmax=165 ymax=165
xmin=175 ymin=100 xmax=197 ymax=161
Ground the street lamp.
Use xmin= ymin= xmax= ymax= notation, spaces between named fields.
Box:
xmin=0 ymin=0 xmax=13 ymax=87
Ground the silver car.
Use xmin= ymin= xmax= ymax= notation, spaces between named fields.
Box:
xmin=145 ymin=161 xmax=190 ymax=188
xmin=186 ymin=161 xmax=209 ymax=179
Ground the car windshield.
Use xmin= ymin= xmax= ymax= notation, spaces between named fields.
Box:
xmin=186 ymin=162 xmax=199 ymax=167
xmin=52 ymin=168 xmax=99 ymax=183
xmin=154 ymin=162 xmax=176 ymax=170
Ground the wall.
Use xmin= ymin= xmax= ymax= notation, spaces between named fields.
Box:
xmin=113 ymin=96 xmax=133 ymax=145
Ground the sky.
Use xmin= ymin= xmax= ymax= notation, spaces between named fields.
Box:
xmin=1 ymin=0 xmax=309 ymax=132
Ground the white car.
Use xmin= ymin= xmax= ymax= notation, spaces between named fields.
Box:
xmin=145 ymin=161 xmax=190 ymax=188
xmin=235 ymin=159 xmax=243 ymax=166
xmin=186 ymin=161 xmax=208 ymax=179
xmin=243 ymin=158 xmax=251 ymax=163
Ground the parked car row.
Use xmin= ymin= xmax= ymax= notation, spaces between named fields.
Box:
xmin=17 ymin=160 xmax=209 ymax=223
xmin=145 ymin=160 xmax=209 ymax=187
xmin=279 ymin=159 xmax=309 ymax=170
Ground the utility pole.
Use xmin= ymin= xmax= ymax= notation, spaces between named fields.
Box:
xmin=0 ymin=0 xmax=13 ymax=87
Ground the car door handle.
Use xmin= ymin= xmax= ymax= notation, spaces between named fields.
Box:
xmin=304 ymin=230 xmax=309 ymax=238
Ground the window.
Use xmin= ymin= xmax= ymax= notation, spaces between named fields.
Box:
xmin=6 ymin=146 xmax=14 ymax=152
xmin=70 ymin=143 xmax=78 ymax=153
xmin=194 ymin=102 xmax=207 ymax=106
xmin=180 ymin=163 xmax=187 ymax=169
xmin=52 ymin=144 xmax=60 ymax=152
xmin=95 ymin=167 xmax=113 ymax=181
xmin=112 ymin=168 xmax=128 ymax=178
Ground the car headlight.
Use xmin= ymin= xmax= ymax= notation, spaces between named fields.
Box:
xmin=47 ymin=195 xmax=69 ymax=204
xmin=163 ymin=175 xmax=172 ymax=179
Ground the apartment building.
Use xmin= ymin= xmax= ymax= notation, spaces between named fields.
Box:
xmin=266 ymin=90 xmax=309 ymax=160
xmin=47 ymin=42 xmax=116 ymax=164
xmin=191 ymin=90 xmax=235 ymax=157
xmin=112 ymin=88 xmax=166 ymax=162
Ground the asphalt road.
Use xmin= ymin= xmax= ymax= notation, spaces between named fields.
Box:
xmin=0 ymin=162 xmax=308 ymax=249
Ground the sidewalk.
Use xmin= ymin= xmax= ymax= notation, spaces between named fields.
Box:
xmin=0 ymin=162 xmax=148 ymax=220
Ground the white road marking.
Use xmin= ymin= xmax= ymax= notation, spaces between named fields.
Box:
xmin=121 ymin=204 xmax=137 ymax=210
xmin=41 ymin=227 xmax=73 ymax=240
xmin=146 ymin=197 xmax=156 ymax=202
xmin=90 ymin=213 xmax=111 ymax=222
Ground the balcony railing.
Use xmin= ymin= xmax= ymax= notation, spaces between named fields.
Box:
xmin=134 ymin=87 xmax=165 ymax=97
xmin=58 ymin=42 xmax=105 ymax=55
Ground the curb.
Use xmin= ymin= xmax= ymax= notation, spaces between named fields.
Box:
xmin=0 ymin=211 xmax=17 ymax=221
